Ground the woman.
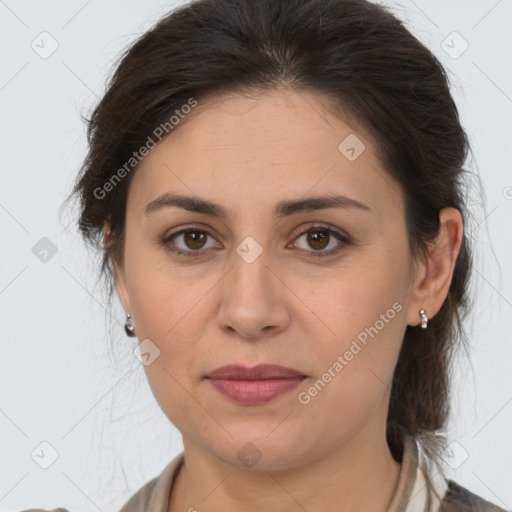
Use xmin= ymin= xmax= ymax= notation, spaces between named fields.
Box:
xmin=23 ymin=0 xmax=507 ymax=510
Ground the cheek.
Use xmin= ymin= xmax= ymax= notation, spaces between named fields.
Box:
xmin=295 ymin=284 xmax=406 ymax=440
xmin=298 ymin=254 xmax=408 ymax=393
xmin=141 ymin=355 xmax=204 ymax=438
xmin=304 ymin=264 xmax=406 ymax=344
xmin=128 ymin=272 xmax=208 ymax=429
xmin=126 ymin=243 xmax=214 ymax=340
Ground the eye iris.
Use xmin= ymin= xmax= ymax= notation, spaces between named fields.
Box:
xmin=307 ymin=230 xmax=329 ymax=250
xmin=184 ymin=231 xmax=206 ymax=249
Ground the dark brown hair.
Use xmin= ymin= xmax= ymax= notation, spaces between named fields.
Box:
xmin=64 ymin=0 xmax=475 ymax=483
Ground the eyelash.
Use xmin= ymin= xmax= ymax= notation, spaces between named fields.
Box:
xmin=159 ymin=223 xmax=352 ymax=259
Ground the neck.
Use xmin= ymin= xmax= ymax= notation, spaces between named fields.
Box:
xmin=168 ymin=428 xmax=402 ymax=512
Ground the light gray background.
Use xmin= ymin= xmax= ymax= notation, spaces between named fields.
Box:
xmin=1 ymin=0 xmax=511 ymax=511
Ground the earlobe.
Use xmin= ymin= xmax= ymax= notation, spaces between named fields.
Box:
xmin=405 ymin=207 xmax=463 ymax=327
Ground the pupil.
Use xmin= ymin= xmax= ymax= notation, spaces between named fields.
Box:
xmin=186 ymin=231 xmax=205 ymax=249
xmin=308 ymin=230 xmax=328 ymax=250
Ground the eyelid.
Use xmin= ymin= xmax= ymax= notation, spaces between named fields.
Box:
xmin=162 ymin=222 xmax=219 ymax=240
xmin=163 ymin=221 xmax=350 ymax=240
xmin=291 ymin=222 xmax=350 ymax=241
xmin=161 ymin=224 xmax=221 ymax=255
xmin=288 ymin=223 xmax=352 ymax=257
xmin=161 ymin=222 xmax=352 ymax=258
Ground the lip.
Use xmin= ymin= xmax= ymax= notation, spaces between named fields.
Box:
xmin=207 ymin=364 xmax=306 ymax=380
xmin=206 ymin=364 xmax=307 ymax=405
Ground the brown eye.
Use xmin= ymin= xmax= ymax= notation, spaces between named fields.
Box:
xmin=182 ymin=230 xmax=207 ymax=249
xmin=305 ymin=229 xmax=330 ymax=250
xmin=161 ymin=224 xmax=351 ymax=259
xmin=162 ymin=228 xmax=219 ymax=258
xmin=292 ymin=225 xmax=352 ymax=258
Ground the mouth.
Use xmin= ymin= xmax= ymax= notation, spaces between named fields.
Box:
xmin=207 ymin=363 xmax=307 ymax=380
xmin=205 ymin=364 xmax=308 ymax=405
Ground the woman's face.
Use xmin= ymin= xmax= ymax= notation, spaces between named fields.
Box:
xmin=112 ymin=89 xmax=424 ymax=469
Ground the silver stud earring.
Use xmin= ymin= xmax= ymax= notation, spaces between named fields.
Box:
xmin=124 ymin=313 xmax=136 ymax=337
xmin=419 ymin=309 xmax=428 ymax=329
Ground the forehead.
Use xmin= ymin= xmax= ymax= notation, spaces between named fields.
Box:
xmin=127 ymin=88 xmax=403 ymax=219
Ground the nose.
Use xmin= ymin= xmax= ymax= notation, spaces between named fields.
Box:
xmin=216 ymin=249 xmax=291 ymax=340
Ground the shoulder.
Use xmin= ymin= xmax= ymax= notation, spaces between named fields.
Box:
xmin=18 ymin=478 xmax=160 ymax=512
xmin=19 ymin=454 xmax=183 ymax=512
xmin=118 ymin=452 xmax=184 ymax=511
xmin=17 ymin=478 xmax=159 ymax=512
xmin=118 ymin=475 xmax=160 ymax=512
xmin=19 ymin=509 xmax=71 ymax=512
xmin=439 ymin=480 xmax=510 ymax=512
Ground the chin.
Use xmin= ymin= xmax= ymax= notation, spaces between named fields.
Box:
xmin=209 ymin=430 xmax=310 ymax=471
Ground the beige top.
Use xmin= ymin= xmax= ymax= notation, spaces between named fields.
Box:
xmin=21 ymin=435 xmax=508 ymax=512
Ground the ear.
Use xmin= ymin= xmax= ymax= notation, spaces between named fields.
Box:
xmin=102 ymin=222 xmax=131 ymax=314
xmin=405 ymin=207 xmax=464 ymax=327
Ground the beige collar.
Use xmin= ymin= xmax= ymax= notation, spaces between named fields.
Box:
xmin=387 ymin=434 xmax=448 ymax=512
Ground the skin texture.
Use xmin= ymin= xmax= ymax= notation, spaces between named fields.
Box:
xmin=105 ymin=88 xmax=463 ymax=512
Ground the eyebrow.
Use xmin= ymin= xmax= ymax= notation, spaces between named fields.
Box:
xmin=144 ymin=192 xmax=372 ymax=218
